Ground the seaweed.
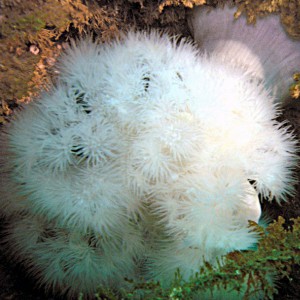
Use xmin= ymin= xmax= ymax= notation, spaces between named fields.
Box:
xmin=98 ymin=217 xmax=300 ymax=300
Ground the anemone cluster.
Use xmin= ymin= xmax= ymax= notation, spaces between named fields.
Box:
xmin=0 ymin=7 xmax=298 ymax=299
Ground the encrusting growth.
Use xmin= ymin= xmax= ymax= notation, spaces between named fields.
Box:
xmin=0 ymin=6 xmax=299 ymax=299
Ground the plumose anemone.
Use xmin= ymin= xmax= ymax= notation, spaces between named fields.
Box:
xmin=0 ymin=5 xmax=299 ymax=299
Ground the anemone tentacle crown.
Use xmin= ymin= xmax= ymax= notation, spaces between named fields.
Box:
xmin=0 ymin=5 xmax=299 ymax=299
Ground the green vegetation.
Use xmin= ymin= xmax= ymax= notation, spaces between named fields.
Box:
xmin=94 ymin=217 xmax=300 ymax=300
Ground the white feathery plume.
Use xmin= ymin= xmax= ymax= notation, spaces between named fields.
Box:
xmin=0 ymin=25 xmax=298 ymax=298
xmin=4 ymin=213 xmax=144 ymax=298
xmin=19 ymin=163 xmax=137 ymax=234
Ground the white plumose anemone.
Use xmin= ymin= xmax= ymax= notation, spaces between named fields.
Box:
xmin=0 ymin=25 xmax=298 ymax=298
xmin=188 ymin=5 xmax=300 ymax=102
xmin=3 ymin=214 xmax=143 ymax=297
